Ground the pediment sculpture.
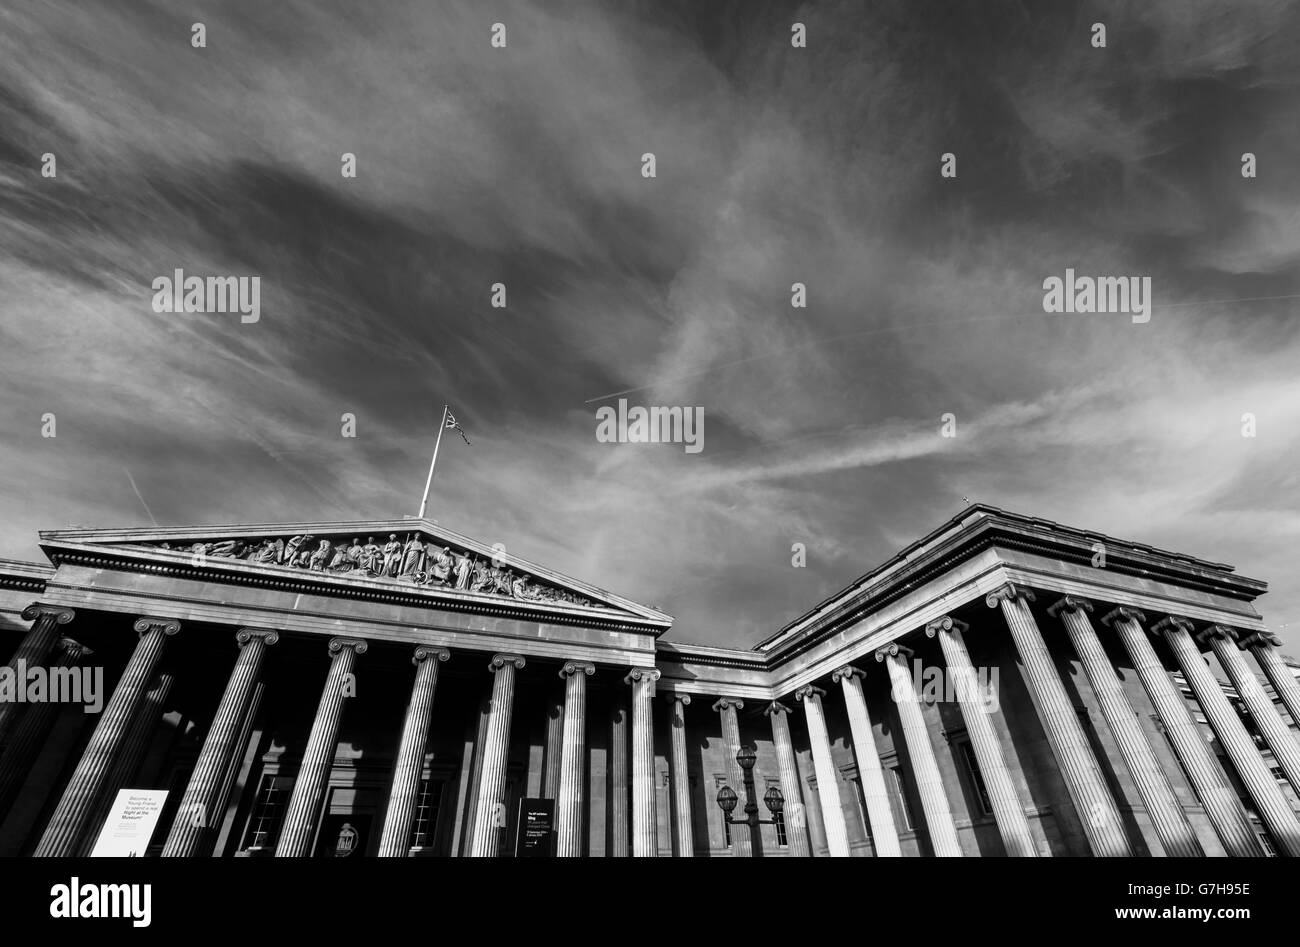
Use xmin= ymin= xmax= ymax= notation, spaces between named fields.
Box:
xmin=133 ymin=532 xmax=599 ymax=608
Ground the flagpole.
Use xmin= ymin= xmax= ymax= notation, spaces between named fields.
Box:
xmin=418 ymin=404 xmax=448 ymax=520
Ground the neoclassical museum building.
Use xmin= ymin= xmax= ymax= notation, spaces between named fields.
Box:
xmin=1 ymin=504 xmax=1298 ymax=858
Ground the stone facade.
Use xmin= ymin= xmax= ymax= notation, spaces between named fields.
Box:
xmin=0 ymin=505 xmax=1297 ymax=857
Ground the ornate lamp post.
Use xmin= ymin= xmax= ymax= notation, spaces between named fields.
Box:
xmin=715 ymin=745 xmax=784 ymax=828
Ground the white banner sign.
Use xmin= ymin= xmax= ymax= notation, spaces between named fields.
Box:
xmin=90 ymin=788 xmax=169 ymax=857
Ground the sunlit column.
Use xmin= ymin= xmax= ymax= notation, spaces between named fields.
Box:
xmin=555 ymin=661 xmax=594 ymax=857
xmin=794 ymin=685 xmax=850 ymax=857
xmin=467 ymin=653 xmax=525 ymax=858
xmin=377 ymin=644 xmax=450 ymax=857
xmin=987 ymin=583 xmax=1131 ymax=856
xmin=830 ymin=665 xmax=901 ymax=856
xmin=925 ymin=616 xmax=1037 ymax=857
xmin=626 ymin=667 xmax=660 ymax=857
xmin=667 ymin=693 xmax=695 ymax=857
xmin=764 ymin=701 xmax=811 ymax=857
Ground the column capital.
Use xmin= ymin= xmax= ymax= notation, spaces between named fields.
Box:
xmin=764 ymin=700 xmax=790 ymax=718
xmin=985 ymin=583 xmax=1035 ymax=608
xmin=21 ymin=602 xmax=75 ymax=625
xmin=1047 ymin=595 xmax=1094 ymax=617
xmin=236 ymin=628 xmax=280 ymax=648
xmin=663 ymin=691 xmax=691 ymax=705
xmin=560 ymin=660 xmax=595 ymax=679
xmin=793 ymin=685 xmax=825 ymax=703
xmin=831 ymin=664 xmax=866 ymax=684
xmin=874 ymin=641 xmax=914 ymax=663
xmin=328 ymin=636 xmax=368 ymax=656
xmin=1195 ymin=624 xmax=1240 ymax=646
xmin=1100 ymin=605 xmax=1147 ymax=628
xmin=413 ymin=645 xmax=451 ymax=665
xmin=55 ymin=637 xmax=93 ymax=660
xmin=1239 ymin=629 xmax=1282 ymax=649
xmin=624 ymin=667 xmax=661 ymax=685
xmin=1151 ymin=616 xmax=1195 ymax=638
xmin=488 ymin=652 xmax=525 ymax=672
xmin=711 ymin=696 xmax=743 ymax=713
xmin=134 ymin=616 xmax=182 ymax=637
xmin=924 ymin=615 xmax=970 ymax=637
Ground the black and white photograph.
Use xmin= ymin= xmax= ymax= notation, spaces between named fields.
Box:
xmin=0 ymin=0 xmax=1296 ymax=930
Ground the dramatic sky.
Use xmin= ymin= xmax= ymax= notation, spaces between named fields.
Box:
xmin=1 ymin=1 xmax=1298 ymax=651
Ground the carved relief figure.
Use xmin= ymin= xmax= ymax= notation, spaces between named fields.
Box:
xmin=399 ymin=536 xmax=426 ymax=577
xmin=347 ymin=538 xmax=364 ymax=569
xmin=381 ymin=534 xmax=402 ymax=577
xmin=493 ymin=568 xmax=513 ymax=595
xmin=361 ymin=537 xmax=382 ymax=574
xmin=453 ymin=553 xmax=472 ymax=590
xmin=425 ymin=546 xmax=454 ymax=585
xmin=469 ymin=559 xmax=492 ymax=592
xmin=283 ymin=535 xmax=311 ymax=566
xmin=309 ymin=539 xmax=332 ymax=571
xmin=327 ymin=542 xmax=352 ymax=572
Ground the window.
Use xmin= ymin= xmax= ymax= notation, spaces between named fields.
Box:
xmin=774 ymin=809 xmax=788 ymax=846
xmin=242 ymin=775 xmax=292 ymax=850
xmin=958 ymin=742 xmax=993 ymax=816
xmin=890 ymin=766 xmax=915 ymax=831
xmin=1259 ymin=833 xmax=1278 ymax=857
xmin=410 ymin=778 xmax=444 ymax=849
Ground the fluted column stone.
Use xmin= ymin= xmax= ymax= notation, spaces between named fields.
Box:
xmin=0 ymin=637 xmax=90 ymax=817
xmin=1201 ymin=625 xmax=1300 ymax=798
xmin=556 ymin=661 xmax=594 ymax=857
xmin=1241 ymin=630 xmax=1300 ymax=732
xmin=764 ymin=701 xmax=811 ymax=857
xmin=1103 ymin=606 xmax=1262 ymax=857
xmin=668 ymin=693 xmax=695 ymax=857
xmin=0 ymin=604 xmax=75 ymax=747
xmin=987 ymin=583 xmax=1132 ymax=856
xmin=1155 ymin=617 xmax=1300 ymax=856
xmin=876 ymin=642 xmax=963 ymax=856
xmin=926 ymin=616 xmax=1038 ymax=857
xmin=627 ymin=667 xmax=660 ymax=857
xmin=34 ymin=616 xmax=180 ymax=857
xmin=794 ymin=685 xmax=850 ymax=857
xmin=377 ymin=644 xmax=450 ymax=857
xmin=830 ymin=664 xmax=902 ymax=856
xmin=1049 ymin=598 xmax=1202 ymax=857
xmin=275 ymin=636 xmax=367 ymax=857
xmin=467 ymin=653 xmax=525 ymax=858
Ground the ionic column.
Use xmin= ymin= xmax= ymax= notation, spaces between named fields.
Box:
xmin=987 ymin=584 xmax=1132 ymax=856
xmin=467 ymin=653 xmax=525 ymax=858
xmin=543 ymin=691 xmax=565 ymax=800
xmin=80 ymin=671 xmax=176 ymax=856
xmin=876 ymin=643 xmax=963 ymax=856
xmin=34 ymin=616 xmax=180 ymax=857
xmin=0 ymin=638 xmax=90 ymax=816
xmin=626 ymin=667 xmax=660 ymax=857
xmin=163 ymin=630 xmax=278 ymax=857
xmin=0 ymin=604 xmax=75 ymax=747
xmin=376 ymin=644 xmax=450 ymax=857
xmin=712 ymin=697 xmax=752 ymax=857
xmin=1201 ymin=625 xmax=1300 ymax=797
xmin=1155 ymin=618 xmax=1300 ymax=856
xmin=1103 ymin=607 xmax=1262 ymax=857
xmin=764 ymin=701 xmax=811 ymax=857
xmin=609 ymin=702 xmax=629 ymax=857
xmin=556 ymin=661 xmax=594 ymax=857
xmin=925 ymin=616 xmax=1037 ymax=857
xmin=794 ymin=685 xmax=850 ymax=857
xmin=1048 ymin=598 xmax=1202 ymax=857
xmin=275 ymin=636 xmax=367 ymax=857
xmin=667 ymin=693 xmax=695 ymax=857
xmin=1241 ymin=630 xmax=1300 ymax=731
xmin=830 ymin=665 xmax=902 ymax=856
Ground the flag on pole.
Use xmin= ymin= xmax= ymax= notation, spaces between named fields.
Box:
xmin=445 ymin=410 xmax=471 ymax=445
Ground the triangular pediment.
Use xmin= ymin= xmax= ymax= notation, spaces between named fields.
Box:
xmin=38 ymin=519 xmax=672 ymax=629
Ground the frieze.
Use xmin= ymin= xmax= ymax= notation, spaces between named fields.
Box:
xmin=126 ymin=532 xmax=601 ymax=609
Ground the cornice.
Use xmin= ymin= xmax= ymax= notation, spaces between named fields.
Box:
xmin=44 ymin=543 xmax=663 ymax=636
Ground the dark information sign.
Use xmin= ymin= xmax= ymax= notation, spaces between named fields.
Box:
xmin=514 ymin=797 xmax=555 ymax=857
